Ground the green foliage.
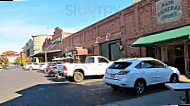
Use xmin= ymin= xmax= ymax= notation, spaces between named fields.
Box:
xmin=0 ymin=57 xmax=9 ymax=64
xmin=14 ymin=57 xmax=21 ymax=65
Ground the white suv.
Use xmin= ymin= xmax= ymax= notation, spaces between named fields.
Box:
xmin=23 ymin=62 xmax=40 ymax=71
xmin=104 ymin=58 xmax=180 ymax=94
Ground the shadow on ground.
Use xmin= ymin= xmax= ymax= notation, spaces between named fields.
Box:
xmin=0 ymin=78 xmax=169 ymax=106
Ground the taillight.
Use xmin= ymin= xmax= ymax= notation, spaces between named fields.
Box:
xmin=117 ymin=71 xmax=130 ymax=75
xmin=63 ymin=66 xmax=67 ymax=71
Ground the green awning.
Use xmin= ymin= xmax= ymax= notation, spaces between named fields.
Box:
xmin=132 ymin=25 xmax=190 ymax=47
xmin=65 ymin=52 xmax=72 ymax=57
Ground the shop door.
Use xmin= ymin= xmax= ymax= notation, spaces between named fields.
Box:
xmin=188 ymin=44 xmax=190 ymax=73
xmin=109 ymin=43 xmax=122 ymax=61
xmin=174 ymin=45 xmax=185 ymax=74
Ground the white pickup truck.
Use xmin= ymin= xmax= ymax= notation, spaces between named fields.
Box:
xmin=57 ymin=56 xmax=113 ymax=82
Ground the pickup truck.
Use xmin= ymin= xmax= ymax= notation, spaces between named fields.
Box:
xmin=56 ymin=56 xmax=112 ymax=82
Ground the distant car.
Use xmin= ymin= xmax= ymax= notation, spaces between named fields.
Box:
xmin=23 ymin=62 xmax=40 ymax=71
xmin=47 ymin=62 xmax=58 ymax=76
xmin=39 ymin=63 xmax=49 ymax=73
xmin=104 ymin=58 xmax=180 ymax=94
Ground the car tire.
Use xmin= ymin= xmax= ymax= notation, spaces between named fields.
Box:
xmin=170 ymin=74 xmax=179 ymax=83
xmin=73 ymin=72 xmax=84 ymax=83
xmin=111 ymin=85 xmax=120 ymax=90
xmin=134 ymin=80 xmax=145 ymax=94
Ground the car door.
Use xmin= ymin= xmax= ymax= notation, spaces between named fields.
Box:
xmin=136 ymin=61 xmax=158 ymax=85
xmin=84 ymin=57 xmax=99 ymax=76
xmin=97 ymin=57 xmax=110 ymax=75
xmin=152 ymin=60 xmax=170 ymax=83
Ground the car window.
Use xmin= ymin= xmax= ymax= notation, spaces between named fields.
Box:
xmin=33 ymin=63 xmax=38 ymax=65
xmin=86 ymin=57 xmax=94 ymax=63
xmin=98 ymin=57 xmax=108 ymax=63
xmin=109 ymin=62 xmax=131 ymax=69
xmin=27 ymin=63 xmax=31 ymax=65
xmin=136 ymin=60 xmax=165 ymax=69
xmin=151 ymin=60 xmax=165 ymax=68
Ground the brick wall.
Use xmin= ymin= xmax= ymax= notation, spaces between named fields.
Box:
xmin=62 ymin=0 xmax=190 ymax=57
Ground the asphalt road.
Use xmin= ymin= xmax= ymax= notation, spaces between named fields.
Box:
xmin=0 ymin=66 xmax=184 ymax=106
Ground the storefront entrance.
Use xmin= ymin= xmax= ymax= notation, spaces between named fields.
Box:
xmin=100 ymin=39 xmax=122 ymax=61
xmin=147 ymin=45 xmax=186 ymax=74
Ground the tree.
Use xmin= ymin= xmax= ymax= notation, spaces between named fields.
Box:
xmin=26 ymin=57 xmax=32 ymax=63
xmin=14 ymin=57 xmax=21 ymax=65
xmin=21 ymin=53 xmax=26 ymax=65
xmin=0 ymin=57 xmax=9 ymax=64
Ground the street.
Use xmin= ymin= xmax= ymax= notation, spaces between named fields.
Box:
xmin=0 ymin=66 xmax=186 ymax=106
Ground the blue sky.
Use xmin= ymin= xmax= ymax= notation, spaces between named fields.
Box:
xmin=0 ymin=0 xmax=133 ymax=55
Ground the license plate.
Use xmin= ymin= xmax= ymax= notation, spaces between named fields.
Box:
xmin=109 ymin=73 xmax=115 ymax=79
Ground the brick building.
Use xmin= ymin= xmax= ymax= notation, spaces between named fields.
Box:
xmin=61 ymin=0 xmax=190 ymax=74
xmin=40 ymin=27 xmax=74 ymax=62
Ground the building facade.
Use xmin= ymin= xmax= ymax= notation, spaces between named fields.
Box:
xmin=61 ymin=0 xmax=190 ymax=74
xmin=23 ymin=38 xmax=34 ymax=57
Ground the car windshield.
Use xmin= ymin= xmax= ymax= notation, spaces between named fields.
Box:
xmin=109 ymin=62 xmax=132 ymax=69
xmin=49 ymin=63 xmax=57 ymax=66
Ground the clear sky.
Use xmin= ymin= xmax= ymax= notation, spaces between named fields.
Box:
xmin=0 ymin=0 xmax=134 ymax=55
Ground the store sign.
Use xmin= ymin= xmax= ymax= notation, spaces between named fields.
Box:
xmin=51 ymin=38 xmax=61 ymax=44
xmin=156 ymin=0 xmax=182 ymax=25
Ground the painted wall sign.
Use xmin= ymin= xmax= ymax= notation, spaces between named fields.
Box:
xmin=156 ymin=0 xmax=182 ymax=25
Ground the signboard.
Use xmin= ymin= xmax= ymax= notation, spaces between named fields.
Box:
xmin=156 ymin=0 xmax=182 ymax=25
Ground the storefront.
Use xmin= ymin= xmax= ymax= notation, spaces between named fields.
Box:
xmin=133 ymin=24 xmax=190 ymax=75
xmin=100 ymin=39 xmax=123 ymax=61
xmin=65 ymin=48 xmax=90 ymax=63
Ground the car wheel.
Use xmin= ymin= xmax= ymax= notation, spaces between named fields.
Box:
xmin=29 ymin=67 xmax=33 ymax=71
xmin=170 ymin=75 xmax=179 ymax=83
xmin=55 ymin=72 xmax=62 ymax=78
xmin=134 ymin=80 xmax=145 ymax=94
xmin=74 ymin=72 xmax=84 ymax=83
xmin=111 ymin=85 xmax=120 ymax=90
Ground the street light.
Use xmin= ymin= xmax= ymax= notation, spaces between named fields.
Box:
xmin=95 ymin=37 xmax=101 ymax=43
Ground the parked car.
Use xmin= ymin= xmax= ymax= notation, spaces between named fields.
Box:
xmin=39 ymin=63 xmax=49 ymax=73
xmin=104 ymin=57 xmax=180 ymax=94
xmin=23 ymin=62 xmax=40 ymax=71
xmin=47 ymin=62 xmax=58 ymax=76
xmin=57 ymin=56 xmax=112 ymax=82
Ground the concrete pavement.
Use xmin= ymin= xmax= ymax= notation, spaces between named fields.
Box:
xmin=102 ymin=75 xmax=190 ymax=106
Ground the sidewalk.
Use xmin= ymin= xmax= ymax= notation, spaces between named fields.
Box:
xmin=102 ymin=75 xmax=190 ymax=106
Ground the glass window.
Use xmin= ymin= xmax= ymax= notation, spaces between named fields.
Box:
xmin=27 ymin=63 xmax=32 ymax=65
xmin=33 ymin=63 xmax=38 ymax=65
xmin=109 ymin=62 xmax=132 ymax=69
xmin=151 ymin=60 xmax=165 ymax=68
xmin=98 ymin=57 xmax=108 ymax=63
xmin=86 ymin=57 xmax=94 ymax=63
xmin=136 ymin=60 xmax=165 ymax=69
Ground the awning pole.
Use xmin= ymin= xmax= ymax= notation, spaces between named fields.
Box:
xmin=45 ymin=52 xmax=47 ymax=63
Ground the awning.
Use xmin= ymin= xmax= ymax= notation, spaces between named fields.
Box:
xmin=30 ymin=50 xmax=62 ymax=57
xmin=65 ymin=52 xmax=72 ymax=57
xmin=132 ymin=25 xmax=190 ymax=47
